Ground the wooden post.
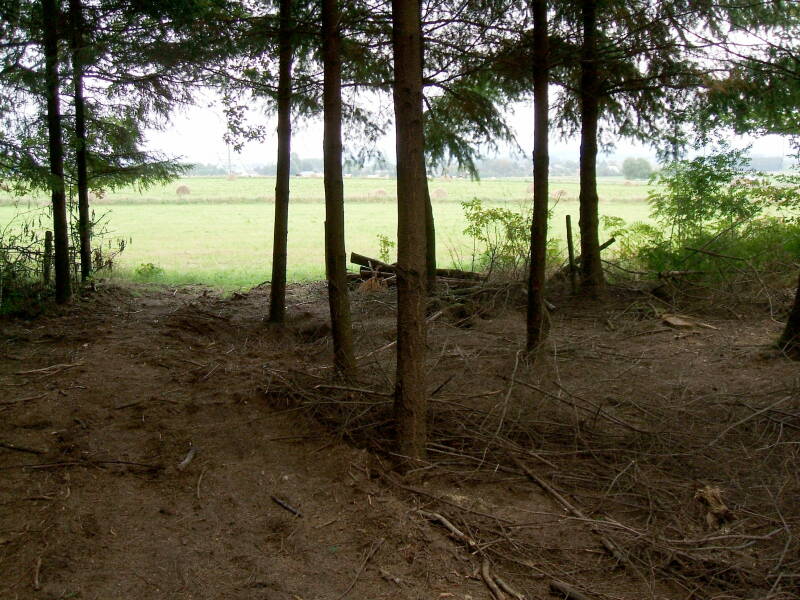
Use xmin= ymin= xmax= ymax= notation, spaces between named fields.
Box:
xmin=43 ymin=231 xmax=53 ymax=285
xmin=566 ymin=215 xmax=576 ymax=294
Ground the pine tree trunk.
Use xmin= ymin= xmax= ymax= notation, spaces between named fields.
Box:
xmin=43 ymin=0 xmax=71 ymax=304
xmin=419 ymin=29 xmax=436 ymax=295
xmin=779 ymin=270 xmax=800 ymax=358
xmin=526 ymin=0 xmax=550 ymax=351
xmin=424 ymin=181 xmax=436 ymax=293
xmin=70 ymin=0 xmax=91 ymax=282
xmin=391 ymin=0 xmax=428 ymax=463
xmin=578 ymin=0 xmax=605 ymax=297
xmin=322 ymin=0 xmax=356 ymax=376
xmin=269 ymin=0 xmax=293 ymax=323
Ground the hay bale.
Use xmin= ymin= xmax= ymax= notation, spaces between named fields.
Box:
xmin=176 ymin=185 xmax=191 ymax=197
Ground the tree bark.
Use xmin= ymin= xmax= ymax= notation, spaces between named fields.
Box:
xmin=69 ymin=0 xmax=91 ymax=282
xmin=322 ymin=0 xmax=356 ymax=376
xmin=778 ymin=270 xmax=800 ymax=358
xmin=526 ymin=0 xmax=550 ymax=351
xmin=578 ymin=0 xmax=605 ymax=297
xmin=391 ymin=0 xmax=428 ymax=463
xmin=424 ymin=181 xmax=436 ymax=293
xmin=269 ymin=0 xmax=293 ymax=323
xmin=43 ymin=0 xmax=71 ymax=304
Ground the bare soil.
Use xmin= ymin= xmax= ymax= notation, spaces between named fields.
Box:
xmin=1 ymin=280 xmax=798 ymax=600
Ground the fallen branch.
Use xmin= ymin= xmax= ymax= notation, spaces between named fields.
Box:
xmin=512 ymin=456 xmax=630 ymax=568
xmin=351 ymin=252 xmax=483 ymax=280
xmin=495 ymin=573 xmax=525 ymax=600
xmin=549 ymin=580 xmax=592 ymax=600
xmin=418 ymin=510 xmax=478 ymax=550
xmin=481 ymin=558 xmax=507 ymax=600
xmin=0 ymin=441 xmax=46 ymax=455
xmin=684 ymin=246 xmax=745 ymax=261
xmin=314 ymin=384 xmax=393 ymax=397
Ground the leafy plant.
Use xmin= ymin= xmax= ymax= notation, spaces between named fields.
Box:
xmin=460 ymin=197 xmax=560 ymax=280
xmin=648 ymin=147 xmax=800 ymax=243
xmin=602 ymin=148 xmax=800 ymax=293
xmin=376 ymin=233 xmax=396 ymax=263
xmin=134 ymin=263 xmax=164 ymax=280
xmin=461 ymin=197 xmax=529 ymax=278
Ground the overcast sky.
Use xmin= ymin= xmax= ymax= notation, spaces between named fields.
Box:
xmin=145 ymin=94 xmax=797 ymax=171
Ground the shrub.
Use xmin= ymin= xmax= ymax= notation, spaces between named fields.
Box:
xmin=134 ymin=262 xmax=164 ymax=280
xmin=604 ymin=148 xmax=800 ymax=297
xmin=460 ymin=197 xmax=559 ymax=280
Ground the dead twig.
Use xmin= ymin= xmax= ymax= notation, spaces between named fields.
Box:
xmin=33 ymin=557 xmax=42 ymax=591
xmin=314 ymin=384 xmax=393 ymax=397
xmin=0 ymin=392 xmax=48 ymax=407
xmin=176 ymin=446 xmax=197 ymax=471
xmin=16 ymin=362 xmax=83 ymax=376
xmin=334 ymin=538 xmax=384 ymax=600
xmin=196 ymin=467 xmax=207 ymax=500
xmin=706 ymin=396 xmax=791 ymax=448
xmin=0 ymin=441 xmax=46 ymax=455
xmin=271 ymin=495 xmax=302 ymax=518
xmin=355 ymin=310 xmax=444 ymax=362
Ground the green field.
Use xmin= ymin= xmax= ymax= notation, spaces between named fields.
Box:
xmin=0 ymin=176 xmax=655 ymax=289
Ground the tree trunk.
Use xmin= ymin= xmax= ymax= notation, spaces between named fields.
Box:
xmin=269 ymin=0 xmax=293 ymax=323
xmin=424 ymin=181 xmax=436 ymax=293
xmin=391 ymin=0 xmax=428 ymax=463
xmin=578 ymin=0 xmax=605 ymax=297
xmin=526 ymin=0 xmax=550 ymax=351
xmin=779 ymin=270 xmax=800 ymax=358
xmin=69 ymin=0 xmax=91 ymax=282
xmin=43 ymin=0 xmax=71 ymax=304
xmin=419 ymin=30 xmax=435 ymax=295
xmin=322 ymin=0 xmax=356 ymax=376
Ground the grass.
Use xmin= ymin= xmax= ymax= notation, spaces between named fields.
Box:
xmin=0 ymin=176 xmax=654 ymax=290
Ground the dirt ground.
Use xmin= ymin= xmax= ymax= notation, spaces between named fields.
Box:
xmin=1 ymin=279 xmax=798 ymax=600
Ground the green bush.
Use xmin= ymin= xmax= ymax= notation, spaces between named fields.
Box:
xmin=460 ymin=197 xmax=559 ymax=280
xmin=604 ymin=148 xmax=800 ymax=291
xmin=134 ymin=262 xmax=164 ymax=280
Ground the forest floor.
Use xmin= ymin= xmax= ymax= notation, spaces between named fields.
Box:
xmin=0 ymin=279 xmax=798 ymax=600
